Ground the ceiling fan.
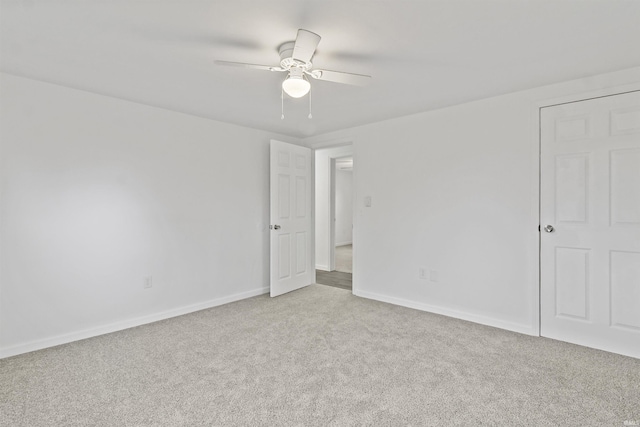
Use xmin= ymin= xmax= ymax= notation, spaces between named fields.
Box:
xmin=215 ymin=29 xmax=372 ymax=99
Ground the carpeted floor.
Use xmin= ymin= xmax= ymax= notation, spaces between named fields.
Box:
xmin=1 ymin=285 xmax=639 ymax=426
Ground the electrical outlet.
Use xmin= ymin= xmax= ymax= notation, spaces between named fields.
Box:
xmin=419 ymin=268 xmax=428 ymax=280
xmin=144 ymin=276 xmax=153 ymax=289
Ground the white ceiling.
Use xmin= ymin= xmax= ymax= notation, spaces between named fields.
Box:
xmin=2 ymin=0 xmax=640 ymax=138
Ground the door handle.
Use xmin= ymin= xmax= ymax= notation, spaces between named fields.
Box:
xmin=544 ymin=224 xmax=555 ymax=233
xmin=273 ymin=225 xmax=281 ymax=230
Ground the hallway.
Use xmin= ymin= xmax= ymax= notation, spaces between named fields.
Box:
xmin=316 ymin=245 xmax=352 ymax=290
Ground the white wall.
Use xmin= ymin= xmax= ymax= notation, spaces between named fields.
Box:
xmin=335 ymin=169 xmax=353 ymax=246
xmin=306 ymin=67 xmax=640 ymax=335
xmin=0 ymin=73 xmax=300 ymax=357
xmin=3 ymin=67 xmax=639 ymax=358
xmin=314 ymin=145 xmax=353 ymax=271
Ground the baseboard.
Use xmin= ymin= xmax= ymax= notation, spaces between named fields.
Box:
xmin=335 ymin=241 xmax=352 ymax=247
xmin=0 ymin=286 xmax=269 ymax=359
xmin=315 ymin=264 xmax=330 ymax=271
xmin=353 ymin=289 xmax=536 ymax=336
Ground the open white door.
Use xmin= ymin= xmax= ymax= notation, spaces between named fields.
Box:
xmin=540 ymin=90 xmax=640 ymax=358
xmin=270 ymin=140 xmax=313 ymax=297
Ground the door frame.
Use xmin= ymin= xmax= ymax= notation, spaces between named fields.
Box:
xmin=532 ymin=82 xmax=640 ymax=336
xmin=309 ymin=138 xmax=356 ymax=292
xmin=332 ymin=154 xmax=355 ymax=251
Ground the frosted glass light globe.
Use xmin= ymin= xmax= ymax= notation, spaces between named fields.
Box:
xmin=282 ymin=76 xmax=310 ymax=98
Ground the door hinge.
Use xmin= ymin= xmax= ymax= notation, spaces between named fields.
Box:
xmin=538 ymin=225 xmax=541 ymax=232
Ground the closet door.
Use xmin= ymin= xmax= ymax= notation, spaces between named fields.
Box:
xmin=540 ymin=91 xmax=640 ymax=358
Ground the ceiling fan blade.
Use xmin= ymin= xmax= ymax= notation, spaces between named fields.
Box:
xmin=214 ymin=60 xmax=285 ymax=72
xmin=309 ymin=69 xmax=372 ymax=86
xmin=292 ymin=29 xmax=321 ymax=63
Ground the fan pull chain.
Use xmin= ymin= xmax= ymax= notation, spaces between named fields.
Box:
xmin=281 ymin=88 xmax=285 ymax=120
xmin=308 ymin=88 xmax=312 ymax=119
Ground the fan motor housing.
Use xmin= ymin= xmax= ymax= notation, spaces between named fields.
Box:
xmin=278 ymin=41 xmax=311 ymax=70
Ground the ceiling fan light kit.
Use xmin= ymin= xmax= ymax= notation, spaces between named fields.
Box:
xmin=282 ymin=68 xmax=310 ymax=98
xmin=215 ymin=29 xmax=371 ymax=117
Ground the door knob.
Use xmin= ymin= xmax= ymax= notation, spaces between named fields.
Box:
xmin=273 ymin=225 xmax=281 ymax=230
xmin=544 ymin=225 xmax=555 ymax=233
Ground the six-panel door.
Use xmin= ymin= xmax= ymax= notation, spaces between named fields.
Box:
xmin=540 ymin=91 xmax=640 ymax=358
xmin=270 ymin=140 xmax=313 ymax=297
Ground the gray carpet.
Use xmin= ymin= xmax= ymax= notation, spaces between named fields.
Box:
xmin=1 ymin=285 xmax=639 ymax=426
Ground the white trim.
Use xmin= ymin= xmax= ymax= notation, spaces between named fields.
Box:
xmin=354 ymin=289 xmax=537 ymax=336
xmin=329 ymin=158 xmax=336 ymax=271
xmin=335 ymin=241 xmax=352 ymax=247
xmin=307 ymin=136 xmax=355 ymax=150
xmin=310 ymin=149 xmax=317 ymax=287
xmin=0 ymin=286 xmax=269 ymax=359
xmin=315 ymin=264 xmax=330 ymax=271
xmin=351 ymin=142 xmax=359 ymax=295
xmin=533 ymin=82 xmax=640 ymax=111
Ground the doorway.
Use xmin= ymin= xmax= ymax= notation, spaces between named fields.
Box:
xmin=314 ymin=146 xmax=354 ymax=291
